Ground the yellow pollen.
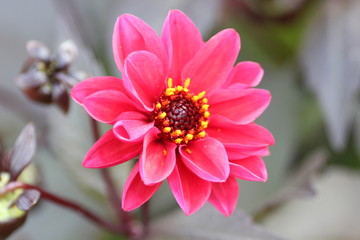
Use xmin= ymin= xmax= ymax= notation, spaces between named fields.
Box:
xmin=174 ymin=138 xmax=183 ymax=144
xmin=192 ymin=96 xmax=199 ymax=101
xmin=176 ymin=86 xmax=183 ymax=92
xmin=184 ymin=78 xmax=191 ymax=88
xmin=201 ymin=104 xmax=209 ymax=111
xmin=200 ymin=121 xmax=208 ymax=128
xmin=204 ymin=111 xmax=210 ymax=118
xmin=158 ymin=112 xmax=166 ymax=119
xmin=163 ymin=127 xmax=171 ymax=133
xmin=185 ymin=148 xmax=192 ymax=154
xmin=165 ymin=88 xmax=175 ymax=96
xmin=197 ymin=91 xmax=206 ymax=99
xmin=167 ymin=78 xmax=173 ymax=88
xmin=202 ymin=98 xmax=208 ymax=104
xmin=197 ymin=131 xmax=206 ymax=138
xmin=184 ymin=134 xmax=194 ymax=141
xmin=155 ymin=102 xmax=162 ymax=110
xmin=163 ymin=149 xmax=167 ymax=156
xmin=170 ymin=130 xmax=183 ymax=138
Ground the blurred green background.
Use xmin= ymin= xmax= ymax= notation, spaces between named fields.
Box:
xmin=1 ymin=0 xmax=360 ymax=239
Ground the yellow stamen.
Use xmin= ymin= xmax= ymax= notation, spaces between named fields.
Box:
xmin=201 ymin=104 xmax=209 ymax=111
xmin=184 ymin=78 xmax=191 ymax=88
xmin=184 ymin=134 xmax=194 ymax=141
xmin=175 ymin=129 xmax=183 ymax=136
xmin=200 ymin=121 xmax=208 ymax=128
xmin=163 ymin=149 xmax=167 ymax=156
xmin=158 ymin=112 xmax=166 ymax=119
xmin=185 ymin=148 xmax=192 ymax=154
xmin=204 ymin=111 xmax=210 ymax=118
xmin=202 ymin=98 xmax=208 ymax=104
xmin=165 ymin=88 xmax=175 ymax=96
xmin=174 ymin=138 xmax=183 ymax=144
xmin=192 ymin=96 xmax=199 ymax=102
xmin=197 ymin=131 xmax=206 ymax=138
xmin=176 ymin=86 xmax=183 ymax=92
xmin=167 ymin=78 xmax=173 ymax=88
xmin=155 ymin=102 xmax=162 ymax=110
xmin=197 ymin=91 xmax=206 ymax=99
xmin=163 ymin=127 xmax=171 ymax=133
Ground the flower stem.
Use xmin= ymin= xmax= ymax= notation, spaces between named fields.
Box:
xmin=141 ymin=201 xmax=150 ymax=238
xmin=89 ymin=117 xmax=134 ymax=237
xmin=0 ymin=182 xmax=124 ymax=235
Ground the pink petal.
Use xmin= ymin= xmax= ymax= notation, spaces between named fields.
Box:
xmin=122 ymin=163 xmax=161 ymax=211
xmin=182 ymin=29 xmax=240 ymax=94
xmin=209 ymin=88 xmax=271 ymax=124
xmin=124 ymin=51 xmax=166 ymax=110
xmin=161 ymin=9 xmax=203 ymax=85
xmin=179 ymin=137 xmax=229 ymax=182
xmin=112 ymin=110 xmax=153 ymax=142
xmin=209 ymin=177 xmax=239 ymax=216
xmin=207 ymin=115 xmax=275 ymax=146
xmin=139 ymin=128 xmax=177 ymax=185
xmin=230 ymin=156 xmax=268 ymax=182
xmin=226 ymin=144 xmax=270 ymax=159
xmin=223 ymin=61 xmax=264 ymax=89
xmin=71 ymin=76 xmax=126 ymax=104
xmin=168 ymin=159 xmax=211 ymax=215
xmin=83 ymin=90 xmax=139 ymax=124
xmin=113 ymin=14 xmax=167 ymax=72
xmin=113 ymin=120 xmax=154 ymax=143
xmin=83 ymin=130 xmax=141 ymax=168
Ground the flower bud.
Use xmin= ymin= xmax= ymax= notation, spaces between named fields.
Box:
xmin=16 ymin=40 xmax=86 ymax=113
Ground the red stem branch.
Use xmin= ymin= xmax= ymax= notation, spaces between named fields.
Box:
xmin=89 ymin=117 xmax=134 ymax=237
xmin=141 ymin=201 xmax=150 ymax=238
xmin=1 ymin=182 xmax=124 ymax=234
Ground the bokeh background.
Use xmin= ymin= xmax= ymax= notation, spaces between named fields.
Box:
xmin=1 ymin=0 xmax=360 ymax=239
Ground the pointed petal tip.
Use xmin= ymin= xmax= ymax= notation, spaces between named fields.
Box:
xmin=121 ymin=202 xmax=134 ymax=212
xmin=259 ymin=171 xmax=268 ymax=182
xmin=209 ymin=177 xmax=238 ymax=216
xmin=167 ymin=9 xmax=188 ymax=19
xmin=183 ymin=209 xmax=196 ymax=216
xmin=121 ymin=202 xmax=135 ymax=212
xmin=230 ymin=156 xmax=268 ymax=182
xmin=222 ymin=28 xmax=241 ymax=45
xmin=216 ymin=206 xmax=233 ymax=217
xmin=82 ymin=158 xmax=101 ymax=169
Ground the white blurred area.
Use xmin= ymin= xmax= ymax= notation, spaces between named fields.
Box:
xmin=263 ymin=167 xmax=360 ymax=240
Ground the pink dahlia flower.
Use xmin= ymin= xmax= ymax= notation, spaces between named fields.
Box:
xmin=71 ymin=10 xmax=274 ymax=216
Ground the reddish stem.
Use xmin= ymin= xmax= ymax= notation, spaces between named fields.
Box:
xmin=89 ymin=118 xmax=134 ymax=237
xmin=0 ymin=182 xmax=124 ymax=234
xmin=141 ymin=201 xmax=150 ymax=238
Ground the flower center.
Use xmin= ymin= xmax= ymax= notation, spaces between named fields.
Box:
xmin=153 ymin=78 xmax=210 ymax=145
